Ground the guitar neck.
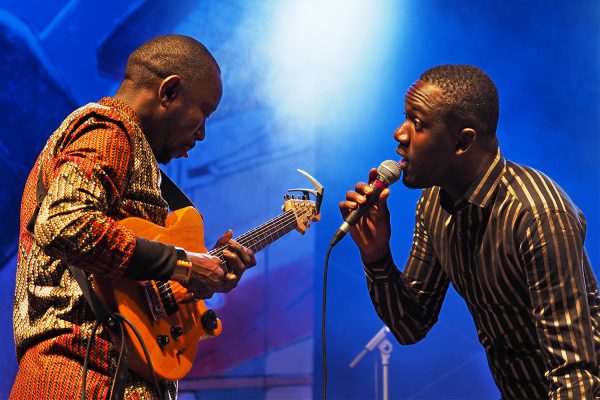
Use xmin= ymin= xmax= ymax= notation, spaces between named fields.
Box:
xmin=209 ymin=210 xmax=300 ymax=259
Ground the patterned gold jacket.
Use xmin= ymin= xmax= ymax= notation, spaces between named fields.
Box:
xmin=13 ymin=97 xmax=171 ymax=398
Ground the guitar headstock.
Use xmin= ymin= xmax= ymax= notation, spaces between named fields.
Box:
xmin=283 ymin=169 xmax=324 ymax=234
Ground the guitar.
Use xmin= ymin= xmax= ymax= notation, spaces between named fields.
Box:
xmin=93 ymin=171 xmax=323 ymax=382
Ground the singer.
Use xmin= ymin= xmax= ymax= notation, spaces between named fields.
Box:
xmin=10 ymin=35 xmax=256 ymax=399
xmin=339 ymin=65 xmax=599 ymax=398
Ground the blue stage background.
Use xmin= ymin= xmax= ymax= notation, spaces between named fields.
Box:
xmin=0 ymin=1 xmax=598 ymax=399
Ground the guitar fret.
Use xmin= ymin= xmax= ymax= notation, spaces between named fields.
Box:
xmin=209 ymin=210 xmax=304 ymax=257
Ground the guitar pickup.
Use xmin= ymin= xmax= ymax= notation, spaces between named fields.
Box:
xmin=143 ymin=281 xmax=164 ymax=321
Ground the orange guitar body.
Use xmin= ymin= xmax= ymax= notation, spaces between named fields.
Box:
xmin=91 ymin=188 xmax=322 ymax=383
xmin=93 ymin=206 xmax=222 ymax=382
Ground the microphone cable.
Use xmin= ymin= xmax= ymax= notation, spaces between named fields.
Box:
xmin=322 ymin=243 xmax=334 ymax=400
xmin=322 ymin=159 xmax=400 ymax=399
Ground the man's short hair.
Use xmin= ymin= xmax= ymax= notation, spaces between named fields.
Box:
xmin=124 ymin=34 xmax=220 ymax=92
xmin=420 ymin=64 xmax=499 ymax=137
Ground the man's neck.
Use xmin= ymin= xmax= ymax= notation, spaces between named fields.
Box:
xmin=114 ymin=81 xmax=154 ymax=120
xmin=442 ymin=142 xmax=499 ymax=203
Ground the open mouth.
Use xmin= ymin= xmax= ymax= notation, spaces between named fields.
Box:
xmin=181 ymin=145 xmax=195 ymax=158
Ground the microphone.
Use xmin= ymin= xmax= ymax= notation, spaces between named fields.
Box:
xmin=330 ymin=160 xmax=401 ymax=247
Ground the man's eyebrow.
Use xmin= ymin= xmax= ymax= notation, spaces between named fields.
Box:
xmin=406 ymin=102 xmax=427 ymax=114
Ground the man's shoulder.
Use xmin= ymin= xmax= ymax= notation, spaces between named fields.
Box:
xmin=77 ymin=100 xmax=136 ymax=128
xmin=59 ymin=101 xmax=121 ymax=130
xmin=415 ymin=187 xmax=442 ymax=215
xmin=56 ymin=99 xmax=143 ymax=144
xmin=500 ymin=160 xmax=580 ymax=217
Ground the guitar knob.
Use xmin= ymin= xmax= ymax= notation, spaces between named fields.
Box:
xmin=171 ymin=325 xmax=184 ymax=339
xmin=201 ymin=309 xmax=218 ymax=331
xmin=157 ymin=335 xmax=170 ymax=348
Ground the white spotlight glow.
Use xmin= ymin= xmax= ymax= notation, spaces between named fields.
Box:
xmin=263 ymin=0 xmax=395 ymax=124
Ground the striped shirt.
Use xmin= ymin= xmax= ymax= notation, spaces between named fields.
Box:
xmin=365 ymin=149 xmax=600 ymax=399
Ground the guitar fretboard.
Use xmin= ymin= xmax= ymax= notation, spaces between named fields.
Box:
xmin=156 ymin=206 xmax=312 ymax=315
xmin=210 ymin=209 xmax=304 ymax=259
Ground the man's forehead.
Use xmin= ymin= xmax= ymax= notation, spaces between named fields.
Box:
xmin=404 ymin=80 xmax=443 ymax=111
xmin=187 ymin=73 xmax=222 ymax=102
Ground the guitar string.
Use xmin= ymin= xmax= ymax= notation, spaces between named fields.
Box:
xmin=210 ymin=208 xmax=312 ymax=257
xmin=227 ymin=210 xmax=298 ymax=243
xmin=220 ymin=205 xmax=314 ymax=250
xmin=165 ymin=207 xmax=314 ymax=299
xmin=164 ymin=210 xmax=308 ymax=299
xmin=216 ymin=214 xmax=296 ymax=254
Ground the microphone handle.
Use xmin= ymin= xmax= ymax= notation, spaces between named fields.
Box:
xmin=330 ymin=179 xmax=386 ymax=247
xmin=344 ymin=182 xmax=385 ymax=227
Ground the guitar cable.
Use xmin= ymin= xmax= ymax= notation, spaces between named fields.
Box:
xmin=321 ymin=243 xmax=334 ymax=400
xmin=81 ymin=312 xmax=164 ymax=400
xmin=109 ymin=319 xmax=128 ymax=399
xmin=81 ymin=319 xmax=102 ymax=400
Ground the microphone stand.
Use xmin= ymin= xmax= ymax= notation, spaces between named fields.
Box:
xmin=349 ymin=326 xmax=394 ymax=400
xmin=378 ymin=338 xmax=393 ymax=400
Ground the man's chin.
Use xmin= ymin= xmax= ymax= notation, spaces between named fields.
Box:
xmin=402 ymin=174 xmax=428 ymax=189
xmin=156 ymin=148 xmax=184 ymax=164
xmin=156 ymin=153 xmax=174 ymax=165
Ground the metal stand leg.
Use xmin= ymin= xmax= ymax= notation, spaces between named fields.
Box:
xmin=378 ymin=339 xmax=393 ymax=400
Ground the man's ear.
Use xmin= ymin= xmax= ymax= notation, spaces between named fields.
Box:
xmin=158 ymin=75 xmax=181 ymax=108
xmin=455 ymin=127 xmax=476 ymax=155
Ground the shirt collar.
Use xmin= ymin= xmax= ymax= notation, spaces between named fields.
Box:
xmin=98 ymin=97 xmax=143 ymax=130
xmin=440 ymin=148 xmax=506 ymax=212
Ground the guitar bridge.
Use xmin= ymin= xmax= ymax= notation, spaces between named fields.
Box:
xmin=143 ymin=281 xmax=164 ymax=321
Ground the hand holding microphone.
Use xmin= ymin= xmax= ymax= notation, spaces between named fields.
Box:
xmin=332 ymin=160 xmax=401 ymax=251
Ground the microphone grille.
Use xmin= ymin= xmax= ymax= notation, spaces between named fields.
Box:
xmin=377 ymin=160 xmax=401 ymax=186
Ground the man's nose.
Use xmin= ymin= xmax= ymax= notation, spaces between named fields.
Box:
xmin=195 ymin=128 xmax=205 ymax=142
xmin=394 ymin=122 xmax=409 ymax=143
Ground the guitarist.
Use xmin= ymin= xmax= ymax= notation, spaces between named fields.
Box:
xmin=11 ymin=34 xmax=256 ymax=399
